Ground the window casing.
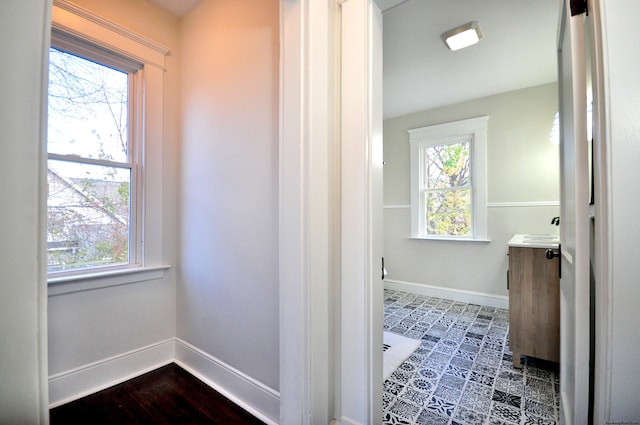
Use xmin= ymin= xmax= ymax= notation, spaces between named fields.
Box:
xmin=409 ymin=116 xmax=489 ymax=241
xmin=48 ymin=1 xmax=170 ymax=289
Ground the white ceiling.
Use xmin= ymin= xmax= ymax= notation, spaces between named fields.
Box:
xmin=382 ymin=0 xmax=560 ymax=118
xmin=146 ymin=0 xmax=560 ymax=119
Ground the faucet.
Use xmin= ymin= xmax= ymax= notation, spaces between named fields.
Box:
xmin=551 ymin=216 xmax=560 ymax=226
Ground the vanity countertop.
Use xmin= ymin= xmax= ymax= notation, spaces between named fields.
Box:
xmin=508 ymin=234 xmax=559 ymax=249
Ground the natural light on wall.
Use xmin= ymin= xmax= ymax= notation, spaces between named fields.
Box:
xmin=550 ymin=104 xmax=592 ymax=145
xmin=442 ymin=21 xmax=483 ymax=51
xmin=550 ymin=112 xmax=560 ymax=144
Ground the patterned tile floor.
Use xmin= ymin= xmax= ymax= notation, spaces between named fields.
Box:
xmin=383 ymin=289 xmax=559 ymax=425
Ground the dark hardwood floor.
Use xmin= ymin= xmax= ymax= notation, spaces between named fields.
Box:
xmin=50 ymin=363 xmax=265 ymax=425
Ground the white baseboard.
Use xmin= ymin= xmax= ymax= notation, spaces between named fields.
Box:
xmin=48 ymin=338 xmax=175 ymax=408
xmin=49 ymin=338 xmax=280 ymax=424
xmin=174 ymin=338 xmax=280 ymax=425
xmin=384 ymin=279 xmax=509 ymax=309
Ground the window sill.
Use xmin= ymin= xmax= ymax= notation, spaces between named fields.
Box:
xmin=409 ymin=236 xmax=491 ymax=243
xmin=48 ymin=265 xmax=171 ymax=296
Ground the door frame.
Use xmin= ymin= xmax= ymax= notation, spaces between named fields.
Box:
xmin=279 ymin=1 xmax=336 ymax=423
xmin=584 ymin=0 xmax=612 ymax=423
xmin=279 ymin=0 xmax=383 ymax=424
xmin=339 ymin=0 xmax=384 ymax=424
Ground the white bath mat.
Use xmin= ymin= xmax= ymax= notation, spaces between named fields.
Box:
xmin=383 ymin=331 xmax=421 ymax=380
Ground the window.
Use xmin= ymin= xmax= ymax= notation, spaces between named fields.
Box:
xmin=47 ymin=42 xmax=141 ymax=273
xmin=409 ymin=116 xmax=489 ymax=240
xmin=47 ymin=2 xmax=170 ymax=287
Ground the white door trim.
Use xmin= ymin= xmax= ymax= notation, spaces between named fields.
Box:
xmin=339 ymin=1 xmax=383 ymax=424
xmin=586 ymin=0 xmax=612 ymax=422
xmin=280 ymin=1 xmax=384 ymax=424
xmin=279 ymin=1 xmax=312 ymax=422
xmin=279 ymin=1 xmax=337 ymax=424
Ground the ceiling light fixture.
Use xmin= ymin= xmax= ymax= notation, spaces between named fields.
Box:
xmin=442 ymin=21 xmax=483 ymax=51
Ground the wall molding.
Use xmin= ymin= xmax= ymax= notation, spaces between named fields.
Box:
xmin=487 ymin=201 xmax=559 ymax=208
xmin=384 ymin=201 xmax=560 ymax=209
xmin=48 ymin=338 xmax=175 ymax=408
xmin=53 ymin=0 xmax=170 ymax=56
xmin=174 ymin=338 xmax=279 ymax=425
xmin=52 ymin=0 xmax=169 ymax=69
xmin=384 ymin=279 xmax=508 ymax=309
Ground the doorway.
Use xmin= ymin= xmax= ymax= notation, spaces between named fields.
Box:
xmin=379 ymin=0 xmax=563 ymax=423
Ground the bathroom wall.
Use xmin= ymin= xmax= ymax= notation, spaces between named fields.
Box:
xmin=383 ymin=83 xmax=559 ymax=300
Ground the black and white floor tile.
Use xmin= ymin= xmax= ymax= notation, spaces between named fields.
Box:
xmin=383 ymin=289 xmax=559 ymax=425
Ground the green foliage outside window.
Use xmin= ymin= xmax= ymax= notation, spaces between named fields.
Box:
xmin=424 ymin=141 xmax=472 ymax=236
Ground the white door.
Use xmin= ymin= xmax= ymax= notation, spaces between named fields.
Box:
xmin=557 ymin=1 xmax=591 ymax=423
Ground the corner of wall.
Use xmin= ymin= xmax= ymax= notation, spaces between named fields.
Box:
xmin=174 ymin=338 xmax=280 ymax=425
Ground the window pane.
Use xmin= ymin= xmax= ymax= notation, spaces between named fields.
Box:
xmin=424 ymin=141 xmax=470 ymax=189
xmin=48 ymin=48 xmax=128 ymax=162
xmin=425 ymin=189 xmax=471 ymax=236
xmin=47 ymin=160 xmax=130 ymax=272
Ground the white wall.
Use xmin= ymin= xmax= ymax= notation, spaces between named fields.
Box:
xmin=600 ymin=0 xmax=640 ymax=419
xmin=0 ymin=1 xmax=50 ymax=422
xmin=177 ymin=0 xmax=280 ymax=411
xmin=383 ymin=83 xmax=559 ymax=298
xmin=46 ymin=0 xmax=179 ymax=405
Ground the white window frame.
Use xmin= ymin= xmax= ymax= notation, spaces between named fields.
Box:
xmin=409 ymin=116 xmax=489 ymax=241
xmin=48 ymin=0 xmax=170 ymax=292
xmin=48 ymin=35 xmax=142 ymax=274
